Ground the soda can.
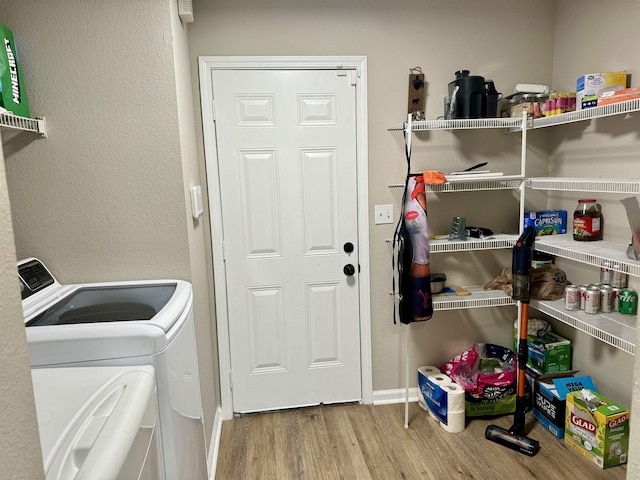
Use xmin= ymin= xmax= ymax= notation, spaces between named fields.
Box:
xmin=612 ymin=287 xmax=623 ymax=311
xmin=585 ymin=287 xmax=600 ymax=314
xmin=599 ymin=285 xmax=613 ymax=313
xmin=611 ymin=265 xmax=628 ymax=288
xmin=565 ymin=285 xmax=580 ymax=311
xmin=579 ymin=285 xmax=588 ymax=310
xmin=600 ymin=261 xmax=612 ymax=285
xmin=619 ymin=288 xmax=638 ymax=316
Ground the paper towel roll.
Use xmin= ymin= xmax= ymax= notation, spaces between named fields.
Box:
xmin=426 ymin=373 xmax=453 ymax=386
xmin=440 ymin=409 xmax=466 ymax=433
xmin=441 ymin=382 xmax=465 ymax=413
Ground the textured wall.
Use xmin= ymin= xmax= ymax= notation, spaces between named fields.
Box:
xmin=2 ymin=0 xmax=190 ymax=282
xmin=0 ymin=147 xmax=44 ymax=478
xmin=0 ymin=0 xmax=218 ymax=460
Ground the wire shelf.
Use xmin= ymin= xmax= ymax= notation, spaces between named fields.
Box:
xmin=388 ymin=117 xmax=524 ymax=132
xmin=434 ymin=286 xmax=515 ymax=310
xmin=389 ymin=178 xmax=523 ymax=193
xmin=430 ymin=234 xmax=517 ymax=253
xmin=531 ymin=98 xmax=640 ymax=130
xmin=531 ymin=299 xmax=636 ymax=355
xmin=527 ymin=177 xmax=640 ymax=194
xmin=534 ymin=235 xmax=640 ymax=277
xmin=0 ymin=113 xmax=46 ymax=136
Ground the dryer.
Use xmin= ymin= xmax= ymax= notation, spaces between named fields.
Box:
xmin=20 ymin=258 xmax=208 ymax=480
xmin=32 ymin=365 xmax=162 ymax=480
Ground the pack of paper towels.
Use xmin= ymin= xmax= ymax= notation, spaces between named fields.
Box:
xmin=417 ymin=366 xmax=466 ymax=433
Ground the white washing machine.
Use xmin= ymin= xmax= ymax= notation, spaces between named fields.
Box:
xmin=32 ymin=365 xmax=162 ymax=480
xmin=20 ymin=258 xmax=208 ymax=480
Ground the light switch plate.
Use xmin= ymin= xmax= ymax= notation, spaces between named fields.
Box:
xmin=190 ymin=185 xmax=203 ymax=219
xmin=374 ymin=204 xmax=394 ymax=225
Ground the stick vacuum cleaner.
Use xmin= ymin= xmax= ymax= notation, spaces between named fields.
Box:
xmin=485 ymin=226 xmax=540 ymax=457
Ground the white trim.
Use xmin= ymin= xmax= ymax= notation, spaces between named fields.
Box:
xmin=372 ymin=388 xmax=420 ymax=405
xmin=207 ymin=406 xmax=223 ymax=480
xmin=198 ymin=56 xmax=372 ymax=419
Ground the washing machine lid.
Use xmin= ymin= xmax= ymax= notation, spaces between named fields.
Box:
xmin=31 ymin=366 xmax=156 ymax=479
xmin=26 ymin=284 xmax=177 ymax=326
xmin=20 ymin=258 xmax=192 ymax=334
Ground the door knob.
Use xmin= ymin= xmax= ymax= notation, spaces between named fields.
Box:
xmin=343 ymin=264 xmax=356 ymax=276
xmin=343 ymin=242 xmax=354 ymax=253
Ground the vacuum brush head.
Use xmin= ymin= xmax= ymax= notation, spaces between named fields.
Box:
xmin=485 ymin=425 xmax=540 ymax=457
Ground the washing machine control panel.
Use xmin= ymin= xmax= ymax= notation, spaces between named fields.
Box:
xmin=18 ymin=259 xmax=55 ymax=300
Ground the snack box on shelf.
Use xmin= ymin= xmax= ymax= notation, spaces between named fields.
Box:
xmin=598 ymin=87 xmax=640 ymax=106
xmin=533 ymin=373 xmax=596 ymax=439
xmin=565 ymin=389 xmax=629 ymax=469
xmin=524 ymin=210 xmax=567 ymax=236
xmin=576 ymin=71 xmax=629 ymax=110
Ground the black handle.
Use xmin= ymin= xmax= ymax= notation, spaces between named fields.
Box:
xmin=343 ymin=264 xmax=356 ymax=276
xmin=343 ymin=242 xmax=354 ymax=253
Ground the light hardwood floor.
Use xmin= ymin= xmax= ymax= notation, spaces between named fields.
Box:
xmin=215 ymin=402 xmax=627 ymax=480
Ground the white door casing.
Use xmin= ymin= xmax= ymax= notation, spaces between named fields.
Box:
xmin=199 ymin=57 xmax=371 ymax=418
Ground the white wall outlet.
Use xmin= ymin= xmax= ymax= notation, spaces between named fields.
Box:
xmin=374 ymin=204 xmax=394 ymax=225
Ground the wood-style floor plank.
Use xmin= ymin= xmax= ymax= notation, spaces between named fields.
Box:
xmin=215 ymin=403 xmax=628 ymax=480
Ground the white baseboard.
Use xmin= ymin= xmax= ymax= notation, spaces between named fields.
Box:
xmin=207 ymin=406 xmax=223 ymax=480
xmin=372 ymin=387 xmax=420 ymax=405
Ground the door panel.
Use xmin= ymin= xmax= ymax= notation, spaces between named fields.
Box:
xmin=212 ymin=69 xmax=361 ymax=412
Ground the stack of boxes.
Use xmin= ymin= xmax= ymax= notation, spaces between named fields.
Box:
xmin=522 ymin=327 xmax=630 ymax=469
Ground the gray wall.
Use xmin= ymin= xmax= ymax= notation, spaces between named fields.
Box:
xmin=0 ymin=148 xmax=43 ymax=479
xmin=0 ymin=0 xmax=219 ymax=464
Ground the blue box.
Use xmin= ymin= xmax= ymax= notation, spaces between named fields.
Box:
xmin=524 ymin=210 xmax=568 ymax=236
xmin=533 ymin=374 xmax=597 ymax=439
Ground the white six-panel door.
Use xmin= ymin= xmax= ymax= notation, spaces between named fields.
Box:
xmin=210 ymin=68 xmax=362 ymax=413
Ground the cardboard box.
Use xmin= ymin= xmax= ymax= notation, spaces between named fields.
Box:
xmin=524 ymin=210 xmax=567 ymax=236
xmin=565 ymin=389 xmax=630 ymax=469
xmin=528 ymin=331 xmax=572 ymax=374
xmin=533 ymin=373 xmax=597 ymax=439
xmin=598 ymin=87 xmax=640 ymax=106
xmin=576 ymin=71 xmax=629 ymax=110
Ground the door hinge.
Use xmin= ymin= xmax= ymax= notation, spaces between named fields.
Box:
xmin=349 ymin=70 xmax=358 ymax=86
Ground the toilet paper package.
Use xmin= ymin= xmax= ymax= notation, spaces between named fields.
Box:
xmin=417 ymin=367 xmax=466 ymax=433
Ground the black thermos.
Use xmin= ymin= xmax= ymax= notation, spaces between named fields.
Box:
xmin=483 ymin=80 xmax=500 ymax=118
xmin=449 ymin=70 xmax=485 ymax=119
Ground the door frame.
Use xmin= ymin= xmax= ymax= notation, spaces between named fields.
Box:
xmin=198 ymin=56 xmax=371 ymax=419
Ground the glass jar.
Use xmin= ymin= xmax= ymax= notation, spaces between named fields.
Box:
xmin=573 ymin=199 xmax=601 ymax=241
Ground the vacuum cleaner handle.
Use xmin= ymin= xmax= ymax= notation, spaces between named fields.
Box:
xmin=512 ymin=226 xmax=536 ymax=303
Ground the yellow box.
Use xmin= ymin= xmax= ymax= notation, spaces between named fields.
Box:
xmin=576 ymin=71 xmax=629 ymax=110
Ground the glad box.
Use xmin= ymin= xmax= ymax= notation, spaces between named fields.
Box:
xmin=564 ymin=389 xmax=630 ymax=469
xmin=533 ymin=374 xmax=596 ymax=439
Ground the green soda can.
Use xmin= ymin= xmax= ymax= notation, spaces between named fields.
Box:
xmin=619 ymin=288 xmax=638 ymax=315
